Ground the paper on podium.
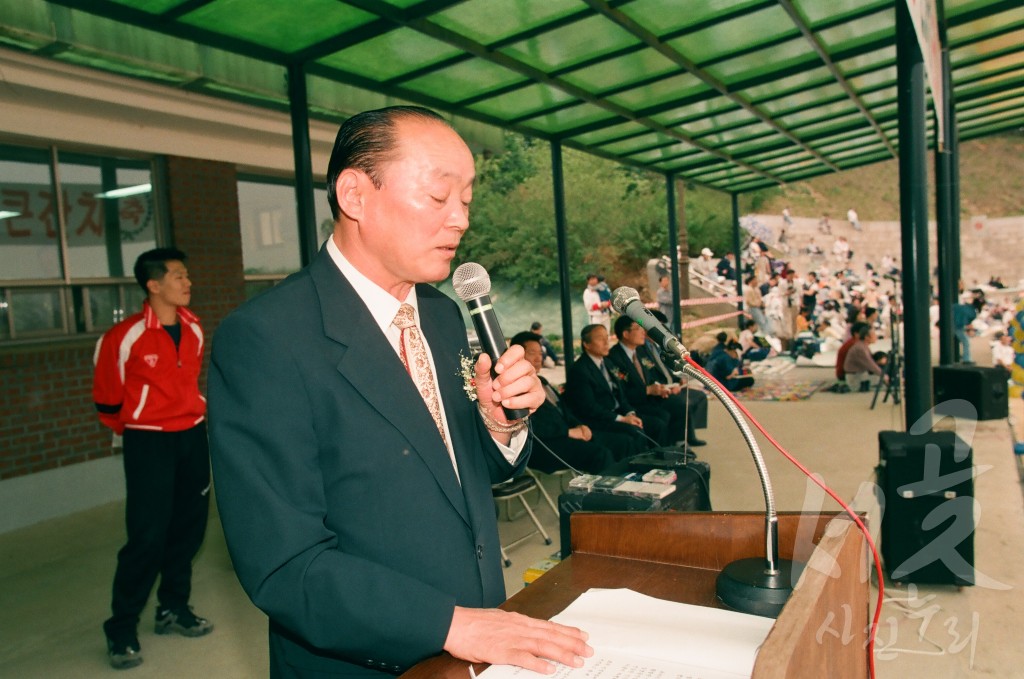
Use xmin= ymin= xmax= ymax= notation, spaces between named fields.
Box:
xmin=479 ymin=588 xmax=774 ymax=679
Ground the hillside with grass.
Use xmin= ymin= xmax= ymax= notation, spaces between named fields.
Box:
xmin=750 ymin=131 xmax=1024 ymax=221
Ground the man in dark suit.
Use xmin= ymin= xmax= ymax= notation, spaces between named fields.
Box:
xmin=563 ymin=323 xmax=664 ymax=448
xmin=510 ymin=332 xmax=640 ymax=473
xmin=605 ymin=315 xmax=678 ymax=446
xmin=208 ymin=107 xmax=590 ymax=678
xmin=640 ymin=310 xmax=709 ymax=446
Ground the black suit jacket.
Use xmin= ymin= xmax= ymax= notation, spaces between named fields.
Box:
xmin=530 ymin=377 xmax=581 ymax=441
xmin=605 ymin=343 xmax=654 ymax=410
xmin=637 ymin=343 xmax=709 ymax=432
xmin=208 ymin=249 xmax=526 ymax=677
xmin=563 ymin=354 xmax=634 ymax=426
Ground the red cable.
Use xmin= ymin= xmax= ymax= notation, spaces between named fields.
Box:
xmin=685 ymin=356 xmax=884 ymax=679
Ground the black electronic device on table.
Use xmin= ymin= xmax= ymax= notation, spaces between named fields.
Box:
xmin=627 ymin=445 xmax=697 ymax=468
xmin=558 ymin=454 xmax=711 ymax=557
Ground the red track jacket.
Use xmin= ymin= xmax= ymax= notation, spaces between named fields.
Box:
xmin=93 ymin=301 xmax=206 ymax=434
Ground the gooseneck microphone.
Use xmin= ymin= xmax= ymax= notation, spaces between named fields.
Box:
xmin=611 ymin=287 xmax=688 ymax=359
xmin=452 ymin=263 xmax=530 ymax=421
xmin=613 ymin=285 xmax=801 ymax=618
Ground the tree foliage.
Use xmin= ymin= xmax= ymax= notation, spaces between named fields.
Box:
xmin=457 ymin=131 xmax=737 ymax=289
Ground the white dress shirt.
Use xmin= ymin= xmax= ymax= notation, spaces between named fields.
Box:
xmin=325 ymin=237 xmax=525 ymax=478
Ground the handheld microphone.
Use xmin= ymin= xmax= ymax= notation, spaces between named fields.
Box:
xmin=612 ymin=286 xmax=688 ymax=359
xmin=452 ymin=263 xmax=530 ymax=421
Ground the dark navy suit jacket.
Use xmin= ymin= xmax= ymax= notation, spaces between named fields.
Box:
xmin=208 ymin=249 xmax=526 ymax=677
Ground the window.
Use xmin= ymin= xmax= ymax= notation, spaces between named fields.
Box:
xmin=0 ymin=143 xmax=160 ymax=343
xmin=57 ymin=151 xmax=157 ymax=279
xmin=0 ymin=146 xmax=61 ymax=281
xmin=237 ymin=174 xmax=333 ymax=297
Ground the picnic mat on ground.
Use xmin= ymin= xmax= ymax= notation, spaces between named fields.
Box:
xmin=734 ymin=379 xmax=832 ymax=401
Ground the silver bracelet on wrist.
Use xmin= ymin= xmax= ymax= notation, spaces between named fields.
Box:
xmin=477 ymin=402 xmax=529 ymax=434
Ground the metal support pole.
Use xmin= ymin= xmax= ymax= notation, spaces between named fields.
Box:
xmin=950 ymin=106 xmax=962 ymax=301
xmin=100 ymin=159 xmax=124 ymax=278
xmin=665 ymin=173 xmax=681 ymax=336
xmin=287 ymin=62 xmax=318 ymax=265
xmin=551 ymin=141 xmax=574 ymax=369
xmin=896 ymin=0 xmax=932 ymax=429
xmin=731 ymin=194 xmax=744 ymax=328
xmin=935 ymin=27 xmax=957 ymax=365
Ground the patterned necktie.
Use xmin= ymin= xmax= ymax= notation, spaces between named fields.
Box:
xmin=392 ymin=304 xmax=447 ymax=445
xmin=632 ymin=351 xmax=646 ymax=384
xmin=599 ymin=361 xmax=620 ymax=409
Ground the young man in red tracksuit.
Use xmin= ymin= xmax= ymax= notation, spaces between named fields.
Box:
xmin=93 ymin=247 xmax=213 ymax=670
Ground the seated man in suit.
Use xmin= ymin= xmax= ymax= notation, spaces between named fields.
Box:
xmin=563 ymin=324 xmax=665 ymax=448
xmin=511 ymin=331 xmax=641 ymax=473
xmin=639 ymin=310 xmax=710 ymax=446
xmin=529 ymin=321 xmax=561 ymax=366
xmin=605 ymin=315 xmax=679 ymax=447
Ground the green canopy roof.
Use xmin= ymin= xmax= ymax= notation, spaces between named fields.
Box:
xmin=2 ymin=0 xmax=1021 ymax=192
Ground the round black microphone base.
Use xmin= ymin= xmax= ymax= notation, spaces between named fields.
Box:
xmin=716 ymin=557 xmax=805 ymax=618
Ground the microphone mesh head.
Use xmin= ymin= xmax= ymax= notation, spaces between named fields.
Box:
xmin=612 ymin=286 xmax=639 ymax=313
xmin=452 ymin=262 xmax=491 ymax=301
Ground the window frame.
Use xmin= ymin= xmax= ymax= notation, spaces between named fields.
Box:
xmin=0 ymin=141 xmax=166 ymax=347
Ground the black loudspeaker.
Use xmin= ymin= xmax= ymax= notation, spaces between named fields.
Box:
xmin=877 ymin=431 xmax=974 ymax=586
xmin=933 ymin=365 xmax=1008 ymax=420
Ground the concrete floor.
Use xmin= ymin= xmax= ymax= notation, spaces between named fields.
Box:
xmin=1 ymin=345 xmax=1021 ymax=678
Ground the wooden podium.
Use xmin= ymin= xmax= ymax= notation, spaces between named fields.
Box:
xmin=400 ymin=511 xmax=869 ymax=679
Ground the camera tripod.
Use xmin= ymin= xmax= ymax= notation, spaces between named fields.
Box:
xmin=871 ymin=303 xmax=903 ymax=409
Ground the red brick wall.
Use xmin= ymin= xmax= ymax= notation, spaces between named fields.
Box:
xmin=165 ymin=156 xmax=246 ymax=343
xmin=0 ymin=342 xmax=106 ymax=479
xmin=0 ymin=155 xmax=245 ymax=481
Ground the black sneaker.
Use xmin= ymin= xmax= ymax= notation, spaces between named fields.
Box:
xmin=107 ymin=636 xmax=143 ymax=670
xmin=155 ymin=606 xmax=214 ymax=637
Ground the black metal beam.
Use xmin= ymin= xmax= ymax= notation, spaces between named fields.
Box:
xmin=665 ymin=174 xmax=681 ymax=336
xmin=896 ymin=0 xmax=932 ymax=430
xmin=287 ymin=63 xmax=318 ymax=266
xmin=777 ymin=0 xmax=897 ymax=159
xmin=731 ymin=193 xmax=744 ymax=330
xmin=159 ymin=0 xmax=216 ymax=22
xmin=45 ymin=0 xmax=291 ymax=64
xmin=550 ymin=141 xmax=574 ymax=369
xmin=935 ymin=29 xmax=957 ymax=366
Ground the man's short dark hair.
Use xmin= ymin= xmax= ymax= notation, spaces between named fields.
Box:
xmin=530 ymin=321 xmax=542 ymax=331
xmin=510 ymin=331 xmax=542 ymax=348
xmin=613 ymin=314 xmax=636 ymax=339
xmin=580 ymin=324 xmax=603 ymax=346
xmin=326 ymin=106 xmax=449 ymax=221
xmin=854 ymin=324 xmax=872 ymax=340
xmin=133 ymin=247 xmax=186 ymax=293
xmin=715 ymin=331 xmax=728 ymax=344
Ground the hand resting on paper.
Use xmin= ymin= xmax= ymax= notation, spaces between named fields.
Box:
xmin=444 ymin=606 xmax=593 ymax=674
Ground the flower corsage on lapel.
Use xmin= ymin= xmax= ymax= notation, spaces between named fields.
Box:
xmin=458 ymin=352 xmax=478 ymax=402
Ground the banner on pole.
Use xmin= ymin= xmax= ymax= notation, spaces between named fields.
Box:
xmin=905 ymin=0 xmax=945 ymax=146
